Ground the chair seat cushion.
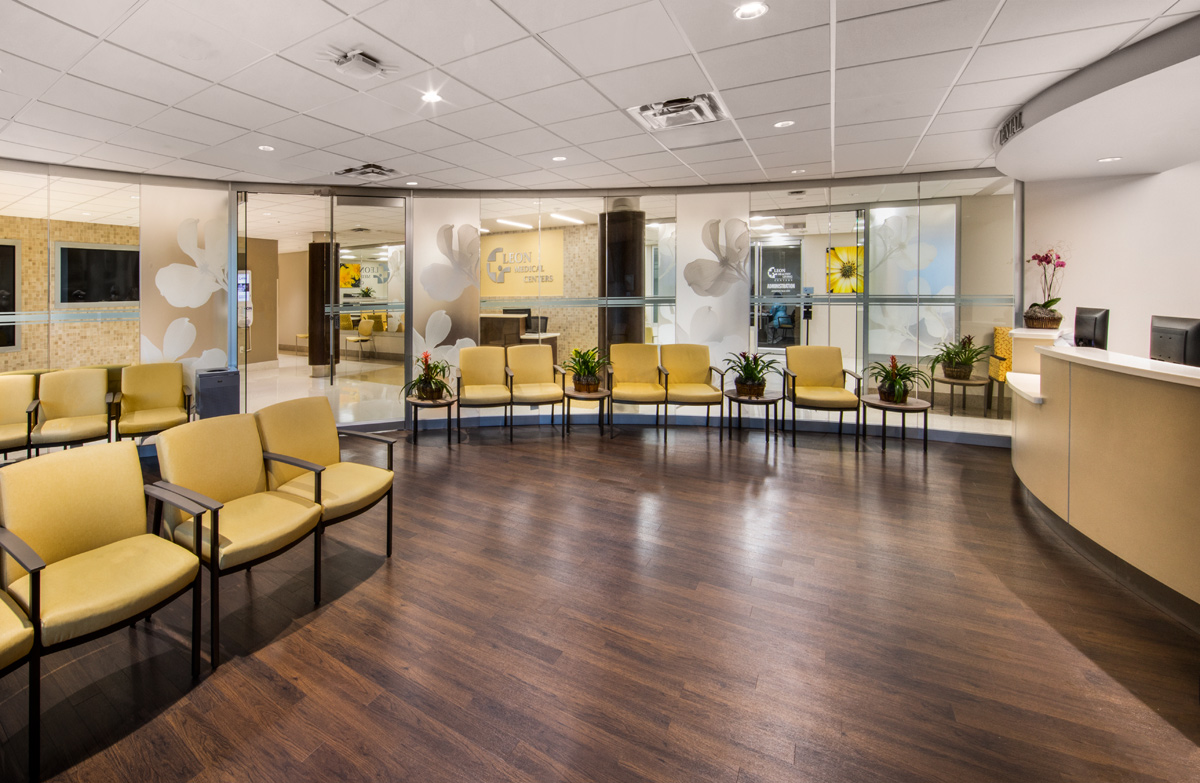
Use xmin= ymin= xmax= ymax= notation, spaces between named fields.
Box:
xmin=277 ymin=461 xmax=393 ymax=522
xmin=0 ymin=591 xmax=33 ymax=670
xmin=174 ymin=491 xmax=321 ymax=570
xmin=32 ymin=414 xmax=109 ymax=445
xmin=512 ymin=382 xmax=563 ymax=404
xmin=612 ymin=382 xmax=666 ymax=403
xmin=988 ymin=355 xmax=1008 ymax=382
xmin=0 ymin=421 xmax=27 ymax=450
xmin=667 ymin=383 xmax=721 ymax=404
xmin=118 ymin=406 xmax=188 ymax=435
xmin=788 ymin=386 xmax=858 ymax=409
xmin=8 ymin=534 xmax=198 ymax=648
xmin=460 ymin=384 xmax=511 ymax=406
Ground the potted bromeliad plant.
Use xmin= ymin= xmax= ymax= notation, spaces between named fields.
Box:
xmin=403 ymin=351 xmax=454 ymax=401
xmin=724 ymin=351 xmax=779 ymax=398
xmin=561 ymin=347 xmax=610 ymax=393
xmin=1024 ymin=247 xmax=1067 ymax=328
xmin=930 ymin=335 xmax=990 ymax=380
xmin=867 ymin=355 xmax=930 ymax=404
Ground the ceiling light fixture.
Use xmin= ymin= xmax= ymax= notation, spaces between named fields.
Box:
xmin=262 ymin=212 xmax=272 ymax=216
xmin=406 ymin=181 xmax=418 ymax=186
xmin=480 ymin=227 xmax=490 ymax=233
xmin=497 ymin=219 xmax=532 ymax=229
xmin=1097 ymin=156 xmax=1122 ymax=163
xmin=550 ymin=213 xmax=583 ymax=224
xmin=258 ymin=145 xmax=274 ymax=152
xmin=754 ymin=224 xmax=784 ymax=231
xmin=734 ymin=2 xmax=769 ymax=20
xmin=647 ymin=223 xmax=660 ymax=228
xmin=791 ymin=169 xmax=805 ymax=174
xmin=773 ymin=120 xmax=794 ymax=128
xmin=130 ymin=195 xmax=140 ymax=199
xmin=421 ymin=91 xmax=442 ymax=103
xmin=551 ymin=156 xmax=567 ymax=162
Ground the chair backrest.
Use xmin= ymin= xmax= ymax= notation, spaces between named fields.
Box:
xmin=157 ymin=414 xmax=267 ymax=532
xmin=459 ymin=346 xmax=507 ymax=387
xmin=82 ymin=364 xmax=126 ymax=394
xmin=786 ymin=346 xmax=845 ymax=388
xmin=358 ymin=318 xmax=375 ymax=337
xmin=38 ymin=368 xmax=107 ymax=421
xmin=255 ymin=398 xmax=341 ymax=489
xmin=0 ymin=441 xmax=146 ymax=586
xmin=507 ymin=344 xmax=554 ymax=385
xmin=0 ymin=368 xmax=58 ymax=398
xmin=610 ymin=343 xmax=660 ymax=385
xmin=121 ymin=362 xmax=184 ymax=414
xmin=0 ymin=374 xmax=35 ymax=426
xmin=340 ymin=314 xmax=354 ymax=330
xmin=660 ymin=344 xmax=712 ymax=385
xmin=993 ymin=326 xmax=1012 ymax=363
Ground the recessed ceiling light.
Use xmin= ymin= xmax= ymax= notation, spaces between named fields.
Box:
xmin=262 ymin=212 xmax=271 ymax=216
xmin=1097 ymin=156 xmax=1122 ymax=163
xmin=550 ymin=213 xmax=583 ymax=224
xmin=258 ymin=145 xmax=274 ymax=152
xmin=773 ymin=120 xmax=794 ymax=128
xmin=480 ymin=227 xmax=490 ymax=233
xmin=421 ymin=91 xmax=442 ymax=103
xmin=734 ymin=2 xmax=768 ymax=20
xmin=647 ymin=223 xmax=660 ymax=228
xmin=750 ymin=216 xmax=772 ymax=221
xmin=130 ymin=195 xmax=140 ymax=199
xmin=497 ymin=219 xmax=533 ymax=229
xmin=551 ymin=156 xmax=567 ymax=162
xmin=81 ymin=212 xmax=91 ymax=216
xmin=406 ymin=181 xmax=418 ymax=186
xmin=791 ymin=169 xmax=805 ymax=174
xmin=754 ymin=224 xmax=784 ymax=230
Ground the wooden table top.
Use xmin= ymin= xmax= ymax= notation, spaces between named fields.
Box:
xmin=861 ymin=393 xmax=932 ymax=412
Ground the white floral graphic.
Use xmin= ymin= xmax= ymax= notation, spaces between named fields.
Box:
xmin=683 ymin=218 xmax=749 ymax=297
xmin=412 ymin=310 xmax=475 ymax=370
xmin=420 ymin=224 xmax=479 ymax=301
xmin=677 ymin=306 xmax=721 ymax=344
xmin=141 ymin=317 xmax=227 ymax=372
xmin=155 ymin=217 xmax=228 ymax=308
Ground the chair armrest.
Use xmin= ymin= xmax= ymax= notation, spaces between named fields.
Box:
xmin=153 ymin=481 xmax=223 ymax=512
xmin=553 ymin=364 xmax=565 ymax=376
xmin=843 ymin=369 xmax=862 ymax=381
xmin=26 ymin=399 xmax=39 ymax=415
xmin=145 ymin=483 xmax=209 ymax=519
xmin=782 ymin=367 xmax=796 ymax=379
xmin=263 ymin=451 xmax=326 ymax=474
xmin=657 ymin=365 xmax=669 ymax=377
xmin=106 ymin=391 xmax=122 ymax=405
xmin=0 ymin=528 xmax=45 ymax=574
xmin=708 ymin=365 xmax=727 ymax=387
xmin=338 ymin=429 xmax=396 ymax=472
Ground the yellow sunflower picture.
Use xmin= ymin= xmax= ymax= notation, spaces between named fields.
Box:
xmin=339 ymin=262 xmax=361 ymax=288
xmin=826 ymin=246 xmax=863 ymax=294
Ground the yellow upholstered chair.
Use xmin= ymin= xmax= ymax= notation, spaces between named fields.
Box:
xmin=0 ymin=534 xmax=35 ymax=774
xmin=0 ymin=368 xmax=59 ymax=398
xmin=607 ymin=343 xmax=667 ymax=427
xmin=0 ymin=441 xmax=204 ymax=779
xmin=987 ymin=326 xmax=1013 ymax=419
xmin=661 ymin=343 xmax=725 ymax=427
xmin=457 ymin=346 xmax=512 ymax=437
xmin=30 ymin=367 xmax=110 ymax=452
xmin=506 ymin=344 xmax=564 ymax=440
xmin=0 ymin=373 xmax=36 ymax=460
xmin=255 ymin=397 xmax=395 ymax=556
xmin=783 ymin=346 xmax=862 ymax=446
xmin=339 ymin=313 xmax=354 ymax=331
xmin=155 ymin=414 xmax=324 ymax=668
xmin=115 ymin=362 xmax=190 ymax=441
xmin=347 ymin=317 xmax=376 ymax=359
xmin=82 ymin=363 xmax=126 ymax=396
xmin=369 ymin=311 xmax=388 ymax=332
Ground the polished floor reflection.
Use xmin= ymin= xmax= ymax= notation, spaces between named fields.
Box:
xmin=3 ymin=428 xmax=1195 ymax=781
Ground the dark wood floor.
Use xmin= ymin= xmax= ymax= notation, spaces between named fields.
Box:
xmin=2 ymin=424 xmax=1198 ymax=782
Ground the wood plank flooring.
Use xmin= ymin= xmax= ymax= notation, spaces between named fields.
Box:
xmin=1 ymin=425 xmax=1198 ymax=782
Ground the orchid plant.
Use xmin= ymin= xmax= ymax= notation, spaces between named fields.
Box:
xmin=1026 ymin=248 xmax=1066 ymax=311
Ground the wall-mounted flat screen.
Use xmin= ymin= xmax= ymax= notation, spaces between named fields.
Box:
xmin=1149 ymin=315 xmax=1200 ymax=367
xmin=1074 ymin=307 xmax=1109 ymax=349
xmin=57 ymin=242 xmax=139 ymax=304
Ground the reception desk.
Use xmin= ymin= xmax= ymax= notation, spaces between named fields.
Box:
xmin=1012 ymin=345 xmax=1200 ymax=620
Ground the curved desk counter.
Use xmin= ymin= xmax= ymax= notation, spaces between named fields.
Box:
xmin=1012 ymin=345 xmax=1200 ymax=626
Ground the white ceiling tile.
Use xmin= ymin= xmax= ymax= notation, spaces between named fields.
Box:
xmin=470 ymin=156 xmax=541 ymax=177
xmin=578 ymin=134 xmax=664 ymax=160
xmin=70 ymin=43 xmax=210 ymax=106
xmin=688 ymin=157 xmax=761 ymax=176
xmin=608 ymin=151 xmax=681 ymax=172
xmin=17 ymin=102 xmax=128 ymax=141
xmin=748 ymin=128 xmax=830 ymax=159
xmin=739 ymin=106 xmax=830 ymax=139
xmin=260 ymin=115 xmax=360 ymax=148
xmin=838 ymin=0 xmax=940 ymax=21
xmin=223 ymin=57 xmax=357 ymax=113
xmin=834 ymin=137 xmax=920 ymax=172
xmin=836 ymin=116 xmax=930 ymax=145
xmin=108 ymin=0 xmax=269 ymax=81
xmin=588 ymin=55 xmax=711 ymax=108
xmin=41 ymin=75 xmax=165 ymax=124
xmin=908 ymin=129 xmax=995 ymax=165
xmin=0 ymin=139 xmax=73 ymax=163
xmin=359 ymin=0 xmax=526 ymax=66
xmin=985 ymin=0 xmax=1171 ymax=44
xmin=836 ymin=0 xmax=996 ymax=68
xmin=570 ymin=173 xmax=643 ymax=188
xmin=0 ymin=90 xmax=27 ymax=119
xmin=174 ymin=0 xmax=349 ymax=51
xmin=551 ymin=161 xmax=620 ymax=179
xmin=368 ymin=70 xmax=490 ymax=116
xmin=283 ymin=149 xmax=361 ymax=173
xmin=635 ymin=165 xmax=697 ymax=182
xmin=484 ymin=127 xmax=569 ymax=156
xmin=961 ymin=23 xmax=1142 ymax=84
xmin=147 ymin=159 xmax=238 ymax=179
xmin=839 ymin=50 xmax=970 ymax=101
xmin=443 ymin=38 xmax=577 ymax=100
xmin=432 ymin=103 xmax=535 ymax=139
xmin=720 ymin=72 xmax=829 ymax=118
xmin=0 ymin=1 xmax=97 ymax=70
xmin=501 ymin=170 xmax=574 ymax=186
xmin=458 ymin=177 xmax=522 ymax=190
xmin=491 ymin=0 xmax=643 ymax=33
xmin=374 ymin=121 xmax=469 ymax=152
xmin=280 ymin=17 xmax=429 ymax=89
xmin=27 ymin=0 xmax=141 ymax=36
xmin=541 ymin=3 xmax=690 ymax=76
xmin=0 ymin=51 xmax=61 ymax=99
xmin=905 ymin=159 xmax=989 ymax=173
xmin=503 ymin=81 xmax=614 ymax=125
xmin=426 ymin=140 xmax=508 ymax=166
xmin=835 ymin=87 xmax=945 ymax=126
xmin=307 ymin=93 xmax=420 ymax=135
xmin=65 ymin=156 xmax=145 ymax=173
xmin=84 ymin=143 xmax=173 ymax=169
xmin=672 ymin=140 xmax=753 ymax=163
xmin=0 ymin=123 xmax=97 ymax=155
xmin=926 ymin=106 xmax=1016 ymax=135
xmin=545 ymin=111 xmax=641 ymax=145
xmin=326 ymin=136 xmax=411 ymax=162
xmin=940 ymin=71 xmax=1073 ymax=113
xmin=1167 ymin=0 xmax=1200 ymax=11
xmin=1123 ymin=11 xmax=1199 ymax=46
xmin=756 ymin=149 xmax=830 ymax=169
xmin=762 ymin=162 xmax=831 ymax=178
xmin=419 ymin=167 xmax=483 ymax=184
xmin=176 ymin=86 xmax=294 ymax=130
xmin=142 ymin=108 xmax=247 ymax=144
xmin=108 ymin=127 xmax=205 ymax=157
xmin=701 ymin=26 xmax=829 ymax=89
xmin=702 ymin=171 xmax=764 ymax=185
xmin=652 ymin=120 xmax=742 ymax=149
xmin=517 ymin=147 xmax=597 ymax=168
xmin=663 ymin=0 xmax=828 ymax=50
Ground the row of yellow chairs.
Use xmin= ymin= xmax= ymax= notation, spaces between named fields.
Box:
xmin=0 ymin=397 xmax=395 ymax=780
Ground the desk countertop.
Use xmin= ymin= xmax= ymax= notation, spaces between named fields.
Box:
xmin=1037 ymin=345 xmax=1200 ymax=389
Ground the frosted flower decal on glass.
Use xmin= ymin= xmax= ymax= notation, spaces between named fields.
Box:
xmin=140 ymin=316 xmax=227 ymax=371
xmin=683 ymin=218 xmax=749 ymax=297
xmin=677 ymin=306 xmax=721 ymax=344
xmin=412 ymin=310 xmax=475 ymax=370
xmin=420 ymin=224 xmax=479 ymax=301
xmin=155 ymin=217 xmax=228 ymax=308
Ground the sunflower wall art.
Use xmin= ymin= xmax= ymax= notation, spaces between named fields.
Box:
xmin=339 ymin=262 xmax=361 ymax=289
xmin=826 ymin=246 xmax=863 ymax=293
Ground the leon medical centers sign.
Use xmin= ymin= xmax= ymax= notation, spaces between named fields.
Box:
xmin=479 ymin=228 xmax=565 ymax=298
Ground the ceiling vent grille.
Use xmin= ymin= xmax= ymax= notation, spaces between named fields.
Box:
xmin=335 ymin=163 xmax=395 ymax=181
xmin=626 ymin=93 xmax=729 ymax=131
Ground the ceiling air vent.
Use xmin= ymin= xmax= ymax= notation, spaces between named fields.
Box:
xmin=334 ymin=163 xmax=395 ymax=181
xmin=627 ymin=93 xmax=729 ymax=131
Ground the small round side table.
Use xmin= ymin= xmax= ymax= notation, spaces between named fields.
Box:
xmin=723 ymin=389 xmax=782 ymax=450
xmin=563 ymin=387 xmax=610 ymax=438
xmin=932 ymin=373 xmax=987 ymax=416
xmin=860 ymin=394 xmax=931 ymax=452
xmin=406 ymin=394 xmax=457 ymax=446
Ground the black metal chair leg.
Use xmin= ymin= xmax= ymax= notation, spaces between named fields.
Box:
xmin=313 ymin=524 xmax=322 ymax=606
xmin=838 ymin=411 xmax=844 ymax=436
xmin=385 ymin=488 xmax=393 ymax=558
xmin=29 ymin=647 xmax=40 ymax=782
xmin=210 ymin=564 xmax=220 ymax=669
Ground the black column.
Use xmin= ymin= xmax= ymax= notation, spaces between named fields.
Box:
xmin=307 ymin=241 xmax=339 ymax=367
xmin=598 ymin=209 xmax=645 ymax=350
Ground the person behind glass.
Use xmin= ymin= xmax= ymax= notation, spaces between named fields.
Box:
xmin=766 ymin=293 xmax=791 ymax=344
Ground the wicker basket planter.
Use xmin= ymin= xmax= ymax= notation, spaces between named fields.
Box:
xmin=941 ymin=363 xmax=974 ymax=380
xmin=877 ymin=384 xmax=911 ymax=404
xmin=572 ymin=375 xmax=600 ymax=393
xmin=735 ymin=380 xmax=767 ymax=398
xmin=1023 ymin=312 xmax=1064 ymax=329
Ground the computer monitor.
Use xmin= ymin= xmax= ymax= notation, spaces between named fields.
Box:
xmin=1074 ymin=307 xmax=1109 ymax=349
xmin=1149 ymin=315 xmax=1200 ymax=367
xmin=502 ymin=307 xmax=532 ymax=330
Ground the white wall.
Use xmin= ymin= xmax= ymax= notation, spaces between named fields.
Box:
xmin=1025 ymin=160 xmax=1200 ymax=356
